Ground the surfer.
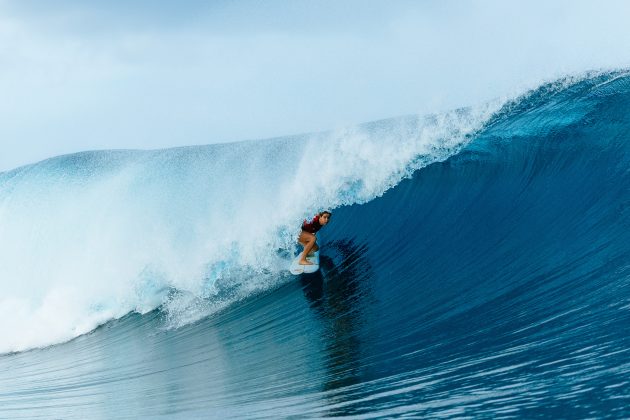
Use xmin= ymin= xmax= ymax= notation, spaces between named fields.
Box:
xmin=298 ymin=211 xmax=331 ymax=265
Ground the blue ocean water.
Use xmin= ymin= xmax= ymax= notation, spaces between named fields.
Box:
xmin=1 ymin=71 xmax=629 ymax=418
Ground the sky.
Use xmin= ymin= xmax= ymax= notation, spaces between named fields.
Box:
xmin=1 ymin=0 xmax=630 ymax=171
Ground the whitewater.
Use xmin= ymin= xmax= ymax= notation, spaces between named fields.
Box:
xmin=0 ymin=94 xmax=501 ymax=354
xmin=1 ymin=71 xmax=630 ymax=418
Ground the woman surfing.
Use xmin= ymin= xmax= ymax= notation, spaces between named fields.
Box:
xmin=298 ymin=211 xmax=331 ymax=265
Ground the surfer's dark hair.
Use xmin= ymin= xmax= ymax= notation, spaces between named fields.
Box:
xmin=319 ymin=211 xmax=332 ymax=217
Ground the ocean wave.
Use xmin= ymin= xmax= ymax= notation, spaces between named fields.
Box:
xmin=0 ymin=94 xmax=500 ymax=353
xmin=1 ymin=70 xmax=629 ymax=417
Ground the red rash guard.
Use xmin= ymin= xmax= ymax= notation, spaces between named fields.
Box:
xmin=302 ymin=215 xmax=323 ymax=234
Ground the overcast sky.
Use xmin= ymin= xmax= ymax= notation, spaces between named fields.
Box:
xmin=1 ymin=0 xmax=630 ymax=171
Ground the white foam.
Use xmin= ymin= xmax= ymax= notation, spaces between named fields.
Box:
xmin=0 ymin=101 xmax=501 ymax=353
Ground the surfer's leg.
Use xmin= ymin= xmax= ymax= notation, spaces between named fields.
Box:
xmin=298 ymin=232 xmax=316 ymax=265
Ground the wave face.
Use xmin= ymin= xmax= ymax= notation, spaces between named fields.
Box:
xmin=1 ymin=71 xmax=630 ymax=418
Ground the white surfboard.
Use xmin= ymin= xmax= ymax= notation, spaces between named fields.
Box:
xmin=289 ymin=251 xmax=320 ymax=275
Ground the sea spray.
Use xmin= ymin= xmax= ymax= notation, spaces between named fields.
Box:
xmin=0 ymin=100 xmax=501 ymax=353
